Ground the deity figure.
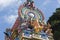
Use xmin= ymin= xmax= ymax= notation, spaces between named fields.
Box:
xmin=25 ymin=0 xmax=35 ymax=9
xmin=30 ymin=19 xmax=43 ymax=33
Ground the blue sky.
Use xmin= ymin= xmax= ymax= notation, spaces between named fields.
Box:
xmin=0 ymin=0 xmax=60 ymax=40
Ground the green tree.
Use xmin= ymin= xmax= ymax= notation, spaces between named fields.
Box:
xmin=47 ymin=8 xmax=60 ymax=40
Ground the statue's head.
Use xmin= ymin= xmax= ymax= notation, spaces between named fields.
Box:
xmin=27 ymin=0 xmax=34 ymax=3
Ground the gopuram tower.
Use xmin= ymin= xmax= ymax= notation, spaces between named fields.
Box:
xmin=4 ymin=0 xmax=53 ymax=40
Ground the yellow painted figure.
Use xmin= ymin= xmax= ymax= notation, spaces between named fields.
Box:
xmin=31 ymin=19 xmax=43 ymax=33
xmin=11 ymin=29 xmax=18 ymax=39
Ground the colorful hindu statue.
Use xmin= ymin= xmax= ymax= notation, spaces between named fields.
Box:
xmin=4 ymin=0 xmax=53 ymax=40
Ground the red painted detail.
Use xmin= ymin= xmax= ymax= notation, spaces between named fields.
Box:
xmin=11 ymin=17 xmax=20 ymax=32
xmin=11 ymin=5 xmax=24 ymax=32
xmin=18 ymin=5 xmax=24 ymax=17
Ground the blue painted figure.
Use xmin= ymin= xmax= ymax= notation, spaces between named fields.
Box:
xmin=23 ymin=28 xmax=32 ymax=37
xmin=7 ymin=31 xmax=12 ymax=37
xmin=4 ymin=29 xmax=12 ymax=37
xmin=15 ymin=37 xmax=19 ymax=40
xmin=40 ymin=30 xmax=49 ymax=40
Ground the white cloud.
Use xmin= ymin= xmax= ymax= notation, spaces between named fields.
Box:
xmin=57 ymin=0 xmax=60 ymax=4
xmin=42 ymin=0 xmax=50 ymax=6
xmin=0 ymin=0 xmax=22 ymax=24
xmin=5 ymin=15 xmax=18 ymax=24
xmin=0 ymin=0 xmax=22 ymax=11
xmin=0 ymin=0 xmax=22 ymax=7
xmin=0 ymin=0 xmax=14 ymax=7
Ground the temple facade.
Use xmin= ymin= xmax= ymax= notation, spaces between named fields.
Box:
xmin=4 ymin=0 xmax=53 ymax=40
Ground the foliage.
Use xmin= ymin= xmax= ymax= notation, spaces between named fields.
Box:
xmin=47 ymin=8 xmax=60 ymax=40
